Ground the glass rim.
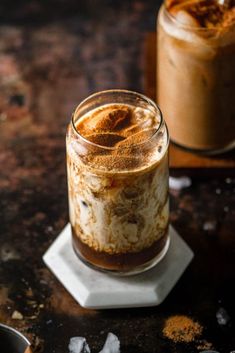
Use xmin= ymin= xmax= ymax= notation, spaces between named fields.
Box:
xmin=162 ymin=2 xmax=235 ymax=32
xmin=71 ymin=89 xmax=168 ymax=151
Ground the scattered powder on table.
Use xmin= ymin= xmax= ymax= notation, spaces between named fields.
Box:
xmin=196 ymin=339 xmax=213 ymax=350
xmin=163 ymin=315 xmax=203 ymax=343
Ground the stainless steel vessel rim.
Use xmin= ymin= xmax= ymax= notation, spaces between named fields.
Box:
xmin=71 ymin=89 xmax=168 ymax=151
xmin=0 ymin=323 xmax=31 ymax=345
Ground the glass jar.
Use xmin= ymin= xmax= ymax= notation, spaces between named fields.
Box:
xmin=66 ymin=89 xmax=169 ymax=275
xmin=157 ymin=0 xmax=235 ymax=154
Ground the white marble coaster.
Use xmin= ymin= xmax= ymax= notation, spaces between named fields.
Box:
xmin=43 ymin=224 xmax=194 ymax=309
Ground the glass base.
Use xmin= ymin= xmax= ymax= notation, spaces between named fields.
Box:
xmin=171 ymin=139 xmax=235 ymax=156
xmin=72 ymin=235 xmax=170 ymax=277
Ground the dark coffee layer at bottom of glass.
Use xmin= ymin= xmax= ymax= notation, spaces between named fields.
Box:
xmin=72 ymin=227 xmax=169 ymax=272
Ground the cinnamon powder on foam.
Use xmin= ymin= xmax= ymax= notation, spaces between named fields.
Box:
xmin=75 ymin=104 xmax=160 ymax=171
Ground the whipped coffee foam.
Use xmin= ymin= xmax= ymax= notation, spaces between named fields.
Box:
xmin=70 ymin=103 xmax=168 ymax=173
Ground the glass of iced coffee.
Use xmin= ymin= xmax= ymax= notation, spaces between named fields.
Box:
xmin=157 ymin=0 xmax=235 ymax=153
xmin=66 ymin=90 xmax=169 ymax=275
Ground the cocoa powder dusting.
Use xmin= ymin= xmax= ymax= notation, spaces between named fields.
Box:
xmin=163 ymin=315 xmax=203 ymax=343
xmin=85 ymin=132 xmax=125 ymax=147
xmin=73 ymin=103 xmax=164 ymax=171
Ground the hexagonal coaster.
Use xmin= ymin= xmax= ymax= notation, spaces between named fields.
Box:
xmin=43 ymin=224 xmax=193 ymax=309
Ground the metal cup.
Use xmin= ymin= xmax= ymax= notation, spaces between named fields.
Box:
xmin=0 ymin=323 xmax=31 ymax=353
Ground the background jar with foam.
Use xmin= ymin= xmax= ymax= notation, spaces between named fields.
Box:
xmin=157 ymin=0 xmax=235 ymax=154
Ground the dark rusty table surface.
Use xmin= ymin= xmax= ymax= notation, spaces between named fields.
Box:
xmin=0 ymin=1 xmax=235 ymax=352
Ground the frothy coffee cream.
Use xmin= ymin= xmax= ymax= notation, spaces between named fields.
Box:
xmin=157 ymin=0 xmax=235 ymax=151
xmin=66 ymin=102 xmax=169 ymax=273
xmin=167 ymin=0 xmax=235 ymax=29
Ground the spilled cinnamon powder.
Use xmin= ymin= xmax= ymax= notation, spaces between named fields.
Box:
xmin=163 ymin=315 xmax=203 ymax=343
xmin=196 ymin=339 xmax=213 ymax=350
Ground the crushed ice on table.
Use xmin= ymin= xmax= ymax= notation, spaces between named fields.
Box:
xmin=68 ymin=337 xmax=91 ymax=353
xmin=203 ymin=221 xmax=217 ymax=231
xmin=225 ymin=178 xmax=232 ymax=184
xmin=216 ymin=307 xmax=230 ymax=326
xmin=99 ymin=333 xmax=120 ymax=353
xmin=68 ymin=333 xmax=120 ymax=353
xmin=169 ymin=176 xmax=192 ymax=190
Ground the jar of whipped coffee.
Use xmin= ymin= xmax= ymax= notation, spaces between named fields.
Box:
xmin=66 ymin=90 xmax=169 ymax=275
xmin=157 ymin=0 xmax=235 ymax=154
